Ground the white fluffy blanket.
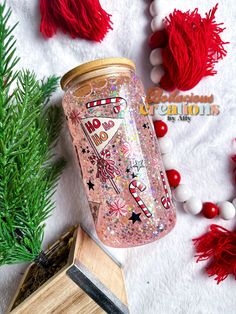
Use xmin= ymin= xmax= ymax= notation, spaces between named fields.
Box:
xmin=1 ymin=0 xmax=236 ymax=313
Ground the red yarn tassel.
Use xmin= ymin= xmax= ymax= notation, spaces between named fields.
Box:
xmin=193 ymin=224 xmax=236 ymax=284
xmin=160 ymin=4 xmax=228 ymax=91
xmin=40 ymin=0 xmax=112 ymax=42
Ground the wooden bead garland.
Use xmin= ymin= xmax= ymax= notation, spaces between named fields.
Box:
xmin=153 ymin=118 xmax=236 ymax=220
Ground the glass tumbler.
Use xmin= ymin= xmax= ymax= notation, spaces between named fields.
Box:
xmin=61 ymin=58 xmax=176 ymax=247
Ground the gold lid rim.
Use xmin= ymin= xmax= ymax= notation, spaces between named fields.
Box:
xmin=60 ymin=57 xmax=136 ymax=90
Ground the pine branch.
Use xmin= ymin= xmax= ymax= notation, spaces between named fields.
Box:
xmin=0 ymin=2 xmax=19 ymax=94
xmin=0 ymin=4 xmax=64 ymax=265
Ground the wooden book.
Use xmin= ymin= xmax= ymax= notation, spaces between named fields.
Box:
xmin=9 ymin=226 xmax=129 ymax=314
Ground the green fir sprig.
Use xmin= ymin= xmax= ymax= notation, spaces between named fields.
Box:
xmin=0 ymin=2 xmax=64 ymax=265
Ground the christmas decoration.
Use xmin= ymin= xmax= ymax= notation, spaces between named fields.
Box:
xmin=153 ymin=120 xmax=168 ymax=137
xmin=61 ymin=58 xmax=176 ymax=247
xmin=166 ymin=169 xmax=181 ymax=188
xmin=193 ymin=225 xmax=236 ymax=284
xmin=152 ymin=114 xmax=236 ymax=283
xmin=202 ymin=202 xmax=219 ymax=219
xmin=152 ymin=114 xmax=236 ymax=222
xmin=160 ymin=171 xmax=171 ymax=209
xmin=108 ymin=198 xmax=127 ymax=217
xmin=148 ymin=3 xmax=228 ymax=91
xmin=129 ymin=180 xmax=152 ymax=218
xmin=0 ymin=2 xmax=64 ymax=266
xmin=40 ymin=0 xmax=112 ymax=42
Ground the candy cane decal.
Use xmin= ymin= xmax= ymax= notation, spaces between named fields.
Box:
xmin=129 ymin=180 xmax=152 ymax=218
xmin=86 ymin=97 xmax=126 ymax=114
xmin=101 ymin=149 xmax=111 ymax=159
xmin=160 ymin=171 xmax=171 ymax=209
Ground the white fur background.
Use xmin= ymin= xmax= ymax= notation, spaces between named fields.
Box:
xmin=1 ymin=0 xmax=236 ymax=313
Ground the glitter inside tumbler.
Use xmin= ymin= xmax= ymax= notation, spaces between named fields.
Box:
xmin=61 ymin=58 xmax=176 ymax=247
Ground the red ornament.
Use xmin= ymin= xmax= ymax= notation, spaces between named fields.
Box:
xmin=202 ymin=202 xmax=219 ymax=219
xmin=166 ymin=169 xmax=181 ymax=188
xmin=153 ymin=120 xmax=168 ymax=138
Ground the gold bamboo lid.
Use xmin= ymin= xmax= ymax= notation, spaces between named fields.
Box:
xmin=60 ymin=57 xmax=136 ymax=90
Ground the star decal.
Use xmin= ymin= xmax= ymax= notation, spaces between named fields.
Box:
xmin=126 ymin=168 xmax=130 ymax=173
xmin=143 ymin=123 xmax=150 ymax=129
xmin=81 ymin=148 xmax=86 ymax=154
xmin=131 ymin=172 xmax=137 ymax=179
xmin=129 ymin=212 xmax=142 ymax=224
xmin=133 ymin=160 xmax=144 ymax=172
xmin=87 ymin=180 xmax=95 ymax=190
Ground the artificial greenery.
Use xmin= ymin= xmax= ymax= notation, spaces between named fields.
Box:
xmin=0 ymin=2 xmax=64 ymax=265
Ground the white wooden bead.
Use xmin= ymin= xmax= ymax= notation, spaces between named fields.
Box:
xmin=232 ymin=198 xmax=236 ymax=208
xmin=183 ymin=197 xmax=202 ymax=215
xmin=152 ymin=111 xmax=166 ymax=121
xmin=151 ymin=16 xmax=162 ymax=32
xmin=149 ymin=1 xmax=159 ymax=17
xmin=162 ymin=154 xmax=177 ymax=170
xmin=218 ymin=201 xmax=236 ymax=220
xmin=150 ymin=65 xmax=164 ymax=84
xmin=150 ymin=49 xmax=162 ymax=66
xmin=173 ymin=184 xmax=192 ymax=203
xmin=158 ymin=136 xmax=173 ymax=154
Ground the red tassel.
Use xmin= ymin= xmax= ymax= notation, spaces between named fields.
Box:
xmin=193 ymin=224 xmax=236 ymax=284
xmin=40 ymin=0 xmax=112 ymax=42
xmin=160 ymin=4 xmax=228 ymax=91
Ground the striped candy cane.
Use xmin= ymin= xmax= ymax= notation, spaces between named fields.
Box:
xmin=101 ymin=149 xmax=111 ymax=159
xmin=160 ymin=171 xmax=171 ymax=209
xmin=86 ymin=97 xmax=126 ymax=114
xmin=129 ymin=180 xmax=152 ymax=218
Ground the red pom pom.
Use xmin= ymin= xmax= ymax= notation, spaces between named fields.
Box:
xmin=153 ymin=120 xmax=168 ymax=137
xmin=193 ymin=224 xmax=236 ymax=283
xmin=202 ymin=202 xmax=219 ymax=219
xmin=40 ymin=0 xmax=112 ymax=42
xmin=166 ymin=169 xmax=181 ymax=187
xmin=148 ymin=30 xmax=168 ymax=49
xmin=160 ymin=4 xmax=228 ymax=91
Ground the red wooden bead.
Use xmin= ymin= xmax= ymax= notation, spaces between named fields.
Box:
xmin=166 ymin=169 xmax=181 ymax=187
xmin=202 ymin=202 xmax=219 ymax=219
xmin=153 ymin=120 xmax=168 ymax=137
xmin=148 ymin=30 xmax=168 ymax=49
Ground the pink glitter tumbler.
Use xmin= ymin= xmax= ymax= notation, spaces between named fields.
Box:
xmin=61 ymin=58 xmax=176 ymax=247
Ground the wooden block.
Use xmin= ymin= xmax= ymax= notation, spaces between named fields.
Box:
xmin=9 ymin=226 xmax=129 ymax=314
